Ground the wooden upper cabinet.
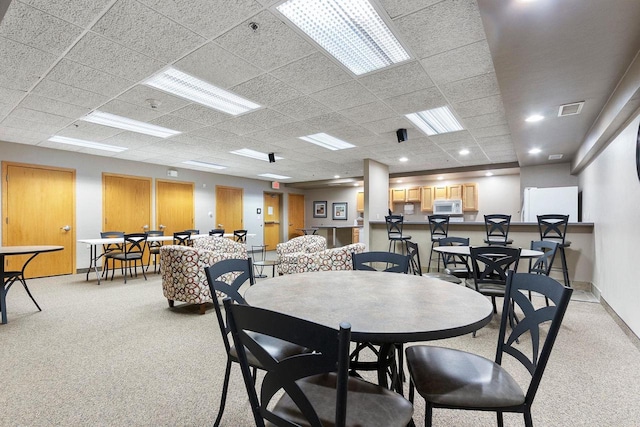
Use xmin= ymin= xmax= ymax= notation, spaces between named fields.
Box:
xmin=389 ymin=189 xmax=393 ymax=211
xmin=447 ymin=184 xmax=463 ymax=200
xmin=420 ymin=186 xmax=434 ymax=211
xmin=406 ymin=187 xmax=421 ymax=202
xmin=356 ymin=191 xmax=364 ymax=212
xmin=462 ymin=182 xmax=479 ymax=211
xmin=391 ymin=188 xmax=406 ymax=203
xmin=434 ymin=186 xmax=447 ymax=200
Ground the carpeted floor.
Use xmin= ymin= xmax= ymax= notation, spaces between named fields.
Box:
xmin=1 ymin=270 xmax=639 ymax=426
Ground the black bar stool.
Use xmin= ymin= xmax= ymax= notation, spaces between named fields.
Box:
xmin=427 ymin=214 xmax=449 ymax=272
xmin=537 ymin=214 xmax=571 ymax=287
xmin=385 ymin=215 xmax=411 ymax=254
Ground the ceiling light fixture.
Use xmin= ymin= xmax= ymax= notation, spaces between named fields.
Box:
xmin=231 ymin=148 xmax=284 ymax=162
xmin=459 ymin=149 xmax=470 ymax=155
xmin=334 ymin=175 xmax=340 ymax=178
xmin=48 ymin=135 xmax=128 ymax=152
xmin=437 ymin=176 xmax=444 ymax=180
xmin=525 ymin=114 xmax=544 ymax=122
xmin=259 ymin=173 xmax=291 ymax=180
xmin=144 ymin=67 xmax=261 ymax=116
xmin=529 ymin=148 xmax=542 ymax=154
xmin=81 ymin=111 xmax=181 ymax=138
xmin=277 ymin=0 xmax=410 ymax=75
xmin=485 ymin=172 xmax=494 ymax=177
xmin=299 ymin=133 xmax=356 ymax=150
xmin=405 ymin=106 xmax=464 ymax=136
xmin=399 ymin=157 xmax=408 ymax=162
xmin=182 ymin=160 xmax=227 ymax=170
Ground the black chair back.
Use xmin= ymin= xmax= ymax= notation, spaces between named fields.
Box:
xmin=123 ymin=233 xmax=147 ymax=257
xmin=352 ymin=251 xmax=410 ymax=273
xmin=233 ymin=229 xmax=248 ymax=242
xmin=100 ymin=231 xmax=124 ymax=254
xmin=428 ymin=215 xmax=450 ymax=241
xmin=209 ymin=228 xmax=225 ymax=237
xmin=406 ymin=241 xmax=422 ymax=275
xmin=469 ymin=246 xmax=520 ymax=313
xmin=184 ymin=229 xmax=199 ymax=235
xmin=146 ymin=230 xmax=164 ymax=249
xmin=173 ymin=231 xmax=191 ymax=246
xmin=385 ymin=215 xmax=405 ymax=238
xmin=484 ymin=214 xmax=512 ymax=245
xmin=537 ymin=214 xmax=569 ymax=244
xmin=529 ymin=240 xmax=559 ymax=276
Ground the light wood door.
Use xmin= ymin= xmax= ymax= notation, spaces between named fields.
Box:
xmin=287 ymin=193 xmax=305 ymax=239
xmin=156 ymin=179 xmax=194 ymax=236
xmin=2 ymin=162 xmax=75 ymax=277
xmin=103 ymin=173 xmax=152 ymax=233
xmin=215 ymin=186 xmax=243 ymax=234
xmin=263 ymin=192 xmax=281 ymax=248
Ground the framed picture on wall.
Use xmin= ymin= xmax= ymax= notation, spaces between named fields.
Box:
xmin=332 ymin=202 xmax=348 ymax=220
xmin=313 ymin=201 xmax=327 ymax=218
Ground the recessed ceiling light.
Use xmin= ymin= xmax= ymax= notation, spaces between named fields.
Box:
xmin=529 ymin=148 xmax=542 ymax=154
xmin=437 ymin=176 xmax=444 ymax=180
xmin=48 ymin=135 xmax=127 ymax=152
xmin=459 ymin=149 xmax=470 ymax=155
xmin=405 ymin=106 xmax=464 ymax=136
xmin=144 ymin=67 xmax=261 ymax=116
xmin=182 ymin=160 xmax=226 ymax=170
xmin=399 ymin=157 xmax=408 ymax=162
xmin=81 ymin=111 xmax=181 ymax=138
xmin=353 ymin=183 xmax=359 ymax=187
xmin=299 ymin=133 xmax=356 ymax=150
xmin=231 ymin=148 xmax=284 ymax=162
xmin=334 ymin=175 xmax=340 ymax=179
xmin=259 ymin=173 xmax=291 ymax=180
xmin=277 ymin=0 xmax=410 ymax=76
xmin=525 ymin=114 xmax=544 ymax=122
xmin=397 ymin=179 xmax=403 ymax=183
xmin=485 ymin=172 xmax=494 ymax=177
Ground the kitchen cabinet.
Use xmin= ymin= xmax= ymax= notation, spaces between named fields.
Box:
xmin=391 ymin=188 xmax=406 ymax=203
xmin=447 ymin=184 xmax=463 ymax=200
xmin=462 ymin=182 xmax=479 ymax=211
xmin=420 ymin=186 xmax=434 ymax=211
xmin=356 ymin=191 xmax=364 ymax=212
xmin=434 ymin=186 xmax=447 ymax=200
xmin=406 ymin=187 xmax=421 ymax=202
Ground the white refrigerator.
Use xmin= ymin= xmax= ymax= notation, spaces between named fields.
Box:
xmin=521 ymin=186 xmax=578 ymax=222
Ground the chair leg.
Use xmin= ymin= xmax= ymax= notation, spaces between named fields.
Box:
xmin=20 ymin=278 xmax=42 ymax=311
xmin=425 ymin=402 xmax=433 ymax=427
xmin=214 ymin=359 xmax=233 ymax=427
xmin=497 ymin=411 xmax=504 ymax=427
xmin=198 ymin=303 xmax=206 ymax=315
xmin=524 ymin=409 xmax=534 ymax=427
xmin=559 ymin=246 xmax=571 ymax=287
xmin=167 ymin=299 xmax=174 ymax=308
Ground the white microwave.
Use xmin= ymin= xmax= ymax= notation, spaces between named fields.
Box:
xmin=433 ymin=199 xmax=463 ymax=215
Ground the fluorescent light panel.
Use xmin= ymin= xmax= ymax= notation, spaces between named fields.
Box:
xmin=405 ymin=106 xmax=464 ymax=136
xmin=259 ymin=173 xmax=291 ymax=180
xmin=48 ymin=135 xmax=127 ymax=152
xmin=277 ymin=0 xmax=410 ymax=75
xmin=182 ymin=160 xmax=226 ymax=170
xmin=299 ymin=133 xmax=355 ymax=151
xmin=144 ymin=67 xmax=261 ymax=115
xmin=230 ymin=148 xmax=284 ymax=162
xmin=81 ymin=111 xmax=181 ymax=138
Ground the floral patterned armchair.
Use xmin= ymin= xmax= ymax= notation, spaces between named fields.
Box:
xmin=283 ymin=242 xmax=366 ymax=274
xmin=192 ymin=235 xmax=247 ymax=255
xmin=276 ymin=235 xmax=327 ymax=275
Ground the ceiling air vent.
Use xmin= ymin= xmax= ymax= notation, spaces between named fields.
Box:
xmin=549 ymin=154 xmax=563 ymax=160
xmin=558 ymin=101 xmax=584 ymax=117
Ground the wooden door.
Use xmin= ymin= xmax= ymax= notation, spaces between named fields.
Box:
xmin=103 ymin=173 xmax=152 ymax=233
xmin=215 ymin=186 xmax=243 ymax=234
xmin=287 ymin=193 xmax=305 ymax=239
xmin=263 ymin=192 xmax=281 ymax=249
xmin=156 ymin=179 xmax=195 ymax=236
xmin=2 ymin=162 xmax=75 ymax=277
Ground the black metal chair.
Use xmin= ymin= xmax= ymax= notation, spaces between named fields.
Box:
xmin=424 ymin=236 xmax=471 ymax=285
xmin=427 ymin=214 xmax=449 ymax=272
xmin=484 ymin=214 xmax=514 ymax=246
xmin=209 ymin=228 xmax=225 ymax=237
xmin=406 ymin=241 xmax=422 ymax=275
xmin=110 ymin=233 xmax=147 ymax=283
xmin=405 ymin=271 xmax=573 ymax=427
xmin=537 ymin=214 xmax=571 ymax=287
xmin=100 ymin=231 xmax=124 ymax=279
xmin=184 ymin=229 xmax=199 ymax=235
xmin=468 ymin=246 xmax=521 ymax=315
xmin=352 ymin=251 xmax=410 ymax=273
xmin=385 ymin=214 xmax=412 ymax=254
xmin=233 ymin=229 xmax=247 ymax=243
xmin=172 ymin=231 xmax=191 ymax=246
xmin=145 ymin=230 xmax=163 ymax=273
xmin=528 ymin=240 xmax=559 ymax=305
xmin=224 ymin=299 xmax=413 ymax=427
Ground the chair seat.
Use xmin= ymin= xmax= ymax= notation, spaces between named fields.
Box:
xmin=484 ymin=238 xmax=514 ymax=245
xmin=406 ymin=346 xmax=524 ymax=408
xmin=466 ymin=282 xmax=506 ymax=297
xmin=111 ymin=253 xmax=143 ymax=261
xmin=424 ymin=272 xmax=462 ymax=284
xmin=389 ymin=233 xmax=411 ymax=240
xmin=443 ymin=266 xmax=470 ymax=278
xmin=271 ymin=373 xmax=413 ymax=427
xmin=229 ymin=333 xmax=308 ymax=368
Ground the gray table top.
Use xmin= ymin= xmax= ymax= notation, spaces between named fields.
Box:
xmin=0 ymin=245 xmax=63 ymax=256
xmin=434 ymin=245 xmax=543 ymax=258
xmin=244 ymin=270 xmax=493 ymax=344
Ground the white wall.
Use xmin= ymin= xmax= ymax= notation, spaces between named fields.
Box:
xmin=304 ymin=186 xmax=362 ymax=227
xmin=579 ymin=114 xmax=640 ymax=336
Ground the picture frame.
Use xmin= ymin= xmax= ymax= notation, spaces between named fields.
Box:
xmin=332 ymin=202 xmax=348 ymax=220
xmin=313 ymin=201 xmax=327 ymax=218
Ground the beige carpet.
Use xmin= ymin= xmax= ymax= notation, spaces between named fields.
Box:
xmin=1 ymin=271 xmax=639 ymax=426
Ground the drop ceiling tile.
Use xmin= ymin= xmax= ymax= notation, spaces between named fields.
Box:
xmin=272 ymin=96 xmax=332 ymax=120
xmin=66 ymin=32 xmax=165 ymax=81
xmin=92 ymin=0 xmax=205 ymax=63
xmin=101 ymin=132 xmax=161 ymax=148
xmin=57 ymin=121 xmax=124 ymax=140
xmin=384 ymin=86 xmax=447 ymax=114
xmin=238 ymin=108 xmax=295 ymax=128
xmin=393 ymin=0 xmax=485 ymax=59
xmin=1 ymin=115 xmax=62 ymax=135
xmin=215 ymin=10 xmax=314 ymax=71
xmin=19 ymin=0 xmax=113 ymax=27
xmin=37 ymin=139 xmax=82 ymax=152
xmin=187 ymin=126 xmax=239 ymax=142
xmin=139 ymin=0 xmax=263 ymax=39
xmin=117 ymin=86 xmax=189 ymax=113
xmin=429 ymin=130 xmax=475 ymax=145
xmin=213 ymin=118 xmax=266 ymax=135
xmin=463 ymin=111 xmax=508 ymax=129
xmin=0 ymin=2 xmax=84 ymax=55
xmin=310 ymin=81 xmax=377 ymax=111
xmin=303 ymin=112 xmax=353 ymax=131
xmin=421 ymin=40 xmax=495 ymax=85
xmin=477 ymin=135 xmax=513 ymax=148
xmin=0 ymin=87 xmax=27 ymax=105
xmin=169 ymin=134 xmax=212 ymax=147
xmin=360 ymin=116 xmax=412 ymax=134
xmin=270 ymin=53 xmax=353 ymax=94
xmin=11 ymin=107 xmax=74 ymax=127
xmin=338 ymin=102 xmax=397 ymax=124
xmin=47 ymin=59 xmax=134 ymax=97
xmin=112 ymin=149 xmax=161 ymax=161
xmin=440 ymin=72 xmax=501 ymax=104
xmin=149 ymin=115 xmax=204 ymax=133
xmin=99 ymin=99 xmax=163 ymax=122
xmin=175 ymin=42 xmax=262 ymax=89
xmin=380 ymin=0 xmax=442 ymax=19
xmin=328 ymin=125 xmax=377 ymax=143
xmin=0 ymin=126 xmax=48 ymax=144
xmin=170 ymin=104 xmax=229 ymax=126
xmin=231 ymin=74 xmax=301 ymax=106
xmin=358 ymin=61 xmax=433 ymax=99
xmin=18 ymin=94 xmax=90 ymax=119
xmin=453 ymin=95 xmax=505 ymax=118
xmin=0 ymin=102 xmax=14 ymax=118
xmin=31 ymin=79 xmax=109 ymax=109
xmin=470 ymin=124 xmax=511 ymax=138
xmin=0 ymin=37 xmax=58 ymax=91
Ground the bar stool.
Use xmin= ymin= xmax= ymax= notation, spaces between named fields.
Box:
xmin=484 ymin=214 xmax=514 ymax=246
xmin=537 ymin=214 xmax=571 ymax=287
xmin=427 ymin=214 xmax=449 ymax=272
xmin=385 ymin=215 xmax=411 ymax=254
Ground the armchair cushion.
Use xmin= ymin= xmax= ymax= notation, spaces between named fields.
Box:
xmin=192 ymin=235 xmax=247 ymax=256
xmin=276 ymin=235 xmax=327 ymax=275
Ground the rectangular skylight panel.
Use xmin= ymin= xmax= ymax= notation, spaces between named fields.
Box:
xmin=277 ymin=0 xmax=410 ymax=75
xmin=230 ymin=148 xmax=284 ymax=162
xmin=48 ymin=135 xmax=127 ymax=153
xmin=299 ymin=133 xmax=355 ymax=150
xmin=259 ymin=173 xmax=291 ymax=180
xmin=405 ymin=106 xmax=464 ymax=136
xmin=182 ymin=160 xmax=227 ymax=170
xmin=144 ymin=67 xmax=261 ymax=116
xmin=81 ymin=111 xmax=181 ymax=138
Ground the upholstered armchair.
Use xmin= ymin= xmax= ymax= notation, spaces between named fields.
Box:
xmin=285 ymin=242 xmax=366 ymax=274
xmin=276 ymin=235 xmax=327 ymax=275
xmin=192 ymin=235 xmax=247 ymax=255
xmin=160 ymin=239 xmax=247 ymax=314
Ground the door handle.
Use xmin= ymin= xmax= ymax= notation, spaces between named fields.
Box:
xmin=218 ymin=224 xmax=224 ymax=228
xmin=159 ymin=224 xmax=166 ymax=229
xmin=60 ymin=225 xmax=71 ymax=232
xmin=142 ymin=224 xmax=149 ymax=230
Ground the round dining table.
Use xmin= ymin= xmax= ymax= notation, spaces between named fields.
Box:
xmin=434 ymin=245 xmax=543 ymax=258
